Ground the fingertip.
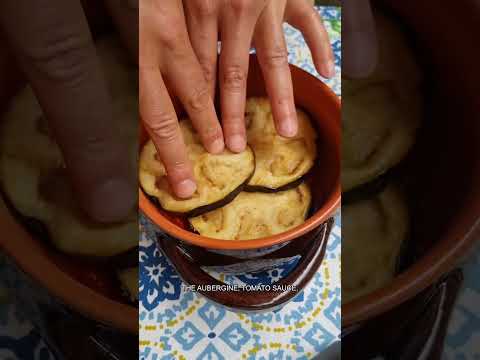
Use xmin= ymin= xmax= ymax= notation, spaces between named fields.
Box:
xmin=278 ymin=117 xmax=298 ymax=138
xmin=226 ymin=134 xmax=247 ymax=153
xmin=174 ymin=179 xmax=197 ymax=199
xmin=208 ymin=138 xmax=225 ymax=154
xmin=85 ymin=178 xmax=136 ymax=223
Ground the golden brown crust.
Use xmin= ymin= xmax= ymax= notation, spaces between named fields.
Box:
xmin=139 ymin=121 xmax=255 ymax=215
xmin=342 ymin=185 xmax=409 ymax=303
xmin=189 ymin=183 xmax=312 ymax=240
xmin=245 ymin=98 xmax=317 ymax=190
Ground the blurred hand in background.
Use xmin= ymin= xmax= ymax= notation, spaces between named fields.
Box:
xmin=343 ymin=0 xmax=378 ymax=78
xmin=0 ymin=0 xmax=137 ymax=223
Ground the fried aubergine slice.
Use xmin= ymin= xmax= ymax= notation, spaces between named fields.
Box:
xmin=342 ymin=11 xmax=422 ymax=192
xmin=0 ymin=37 xmax=138 ymax=257
xmin=0 ymin=156 xmax=137 ymax=257
xmin=342 ymin=82 xmax=419 ymax=192
xmin=139 ymin=121 xmax=255 ymax=217
xmin=244 ymin=98 xmax=317 ymax=192
xmin=342 ymin=185 xmax=409 ymax=304
xmin=189 ymin=183 xmax=312 ymax=240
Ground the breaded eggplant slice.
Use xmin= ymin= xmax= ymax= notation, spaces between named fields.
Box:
xmin=118 ymin=267 xmax=139 ymax=302
xmin=140 ymin=121 xmax=255 ymax=216
xmin=342 ymin=185 xmax=409 ymax=304
xmin=342 ymin=11 xmax=422 ymax=192
xmin=342 ymin=83 xmax=419 ymax=192
xmin=0 ymin=37 xmax=138 ymax=257
xmin=189 ymin=183 xmax=311 ymax=240
xmin=244 ymin=97 xmax=317 ymax=192
xmin=0 ymin=156 xmax=137 ymax=257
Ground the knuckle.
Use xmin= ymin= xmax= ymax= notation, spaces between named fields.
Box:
xmin=159 ymin=30 xmax=187 ymax=52
xmin=168 ymin=159 xmax=189 ymax=173
xmin=222 ymin=66 xmax=246 ymax=92
xmin=297 ymin=8 xmax=318 ymax=26
xmin=260 ymin=47 xmax=289 ymax=68
xmin=69 ymin=132 xmax=110 ymax=159
xmin=192 ymin=0 xmax=217 ymax=17
xmin=187 ymin=86 xmax=211 ymax=112
xmin=230 ymin=0 xmax=259 ymax=14
xmin=148 ymin=113 xmax=179 ymax=143
xmin=198 ymin=60 xmax=216 ymax=83
xmin=22 ymin=33 xmax=92 ymax=85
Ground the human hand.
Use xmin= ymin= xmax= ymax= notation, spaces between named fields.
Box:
xmin=0 ymin=1 xmax=137 ymax=222
xmin=183 ymin=0 xmax=335 ymax=152
xmin=140 ymin=0 xmax=224 ymax=199
xmin=343 ymin=0 xmax=378 ymax=78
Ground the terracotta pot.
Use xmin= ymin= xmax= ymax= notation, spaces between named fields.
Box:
xmin=140 ymin=54 xmax=341 ymax=251
xmin=0 ymin=26 xmax=138 ymax=335
xmin=140 ymin=54 xmax=341 ymax=310
xmin=342 ymin=0 xmax=480 ymax=329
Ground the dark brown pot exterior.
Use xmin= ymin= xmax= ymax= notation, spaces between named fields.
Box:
xmin=343 ymin=0 xmax=480 ymax=328
xmin=157 ymin=218 xmax=333 ymax=312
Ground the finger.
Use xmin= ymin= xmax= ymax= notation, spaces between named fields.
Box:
xmin=162 ymin=34 xmax=224 ymax=155
xmin=104 ymin=0 xmax=138 ymax=63
xmin=140 ymin=67 xmax=196 ymax=199
xmin=285 ymin=0 xmax=335 ymax=78
xmin=342 ymin=0 xmax=378 ymax=78
xmin=254 ymin=4 xmax=297 ymax=137
xmin=184 ymin=0 xmax=219 ymax=99
xmin=219 ymin=2 xmax=264 ymax=153
xmin=0 ymin=0 xmax=135 ymax=222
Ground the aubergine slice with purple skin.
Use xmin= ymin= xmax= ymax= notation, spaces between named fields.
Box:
xmin=139 ymin=120 xmax=255 ymax=217
xmin=189 ymin=183 xmax=312 ymax=241
xmin=243 ymin=98 xmax=317 ymax=192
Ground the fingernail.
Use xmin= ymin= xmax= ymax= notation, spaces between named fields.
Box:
xmin=88 ymin=178 xmax=136 ymax=223
xmin=279 ymin=119 xmax=298 ymax=138
xmin=209 ymin=138 xmax=225 ymax=154
xmin=175 ymin=179 xmax=197 ymax=199
xmin=227 ymin=135 xmax=246 ymax=153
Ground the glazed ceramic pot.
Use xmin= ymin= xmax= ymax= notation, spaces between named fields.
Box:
xmin=342 ymin=0 xmax=480 ymax=332
xmin=140 ymin=54 xmax=341 ymax=312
